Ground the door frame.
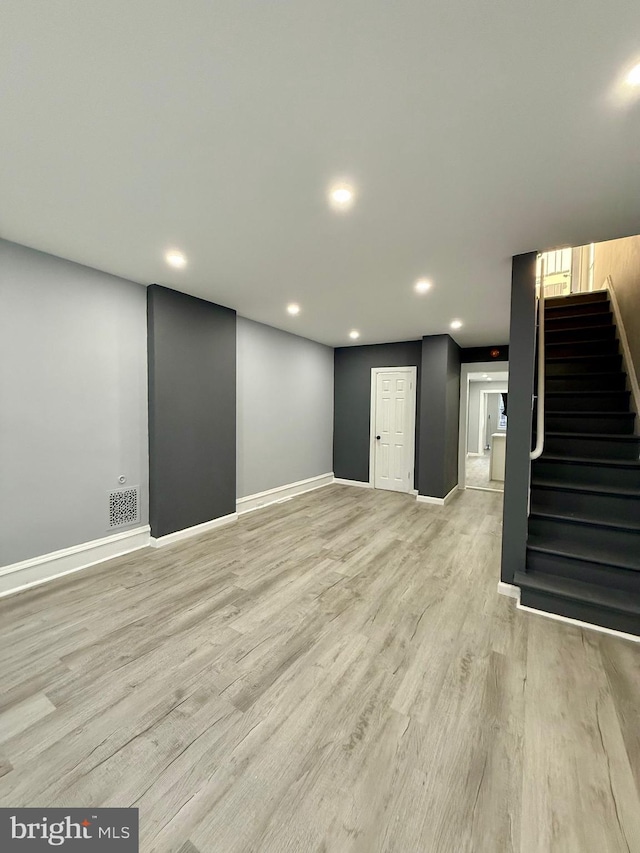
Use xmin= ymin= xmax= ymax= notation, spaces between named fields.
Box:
xmin=369 ymin=366 xmax=417 ymax=493
xmin=458 ymin=361 xmax=509 ymax=490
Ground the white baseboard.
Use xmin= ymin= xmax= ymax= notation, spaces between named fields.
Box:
xmin=416 ymin=484 xmax=459 ymax=506
xmin=410 ymin=488 xmax=418 ymax=496
xmin=0 ymin=525 xmax=151 ymax=599
xmin=333 ymin=478 xmax=373 ymax=489
xmin=517 ymin=602 xmax=640 ymax=643
xmin=604 ymin=276 xmax=640 ymax=421
xmin=236 ymin=473 xmax=334 ymax=515
xmin=497 ymin=581 xmax=520 ymax=600
xmin=150 ymin=512 xmax=238 ymax=547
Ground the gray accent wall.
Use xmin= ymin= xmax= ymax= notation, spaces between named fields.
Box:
xmin=501 ymin=252 xmax=537 ymax=584
xmin=333 ymin=341 xmax=422 ymax=484
xmin=418 ymin=335 xmax=461 ymax=499
xmin=147 ymin=285 xmax=236 ymax=537
xmin=0 ymin=239 xmax=148 ymax=566
xmin=236 ymin=318 xmax=333 ymax=498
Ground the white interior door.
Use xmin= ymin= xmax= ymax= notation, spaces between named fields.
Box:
xmin=372 ymin=369 xmax=416 ymax=493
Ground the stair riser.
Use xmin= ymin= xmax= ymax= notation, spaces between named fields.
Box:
xmin=531 ymin=487 xmax=639 ymax=525
xmin=545 ymin=414 xmax=636 ymax=435
xmin=545 ymin=312 xmax=612 ymax=331
xmin=545 ymin=374 xmax=627 ymax=393
xmin=546 ymin=355 xmax=622 ymax=375
xmin=519 ymin=587 xmax=640 ymax=635
xmin=545 ymin=392 xmax=630 ymax=412
xmin=545 ymin=301 xmax=610 ymax=319
xmin=544 ymin=292 xmax=609 ymax=309
xmin=528 ymin=520 xmax=640 ymax=576
xmin=526 ymin=549 xmax=640 ymax=594
xmin=546 ymin=326 xmax=616 ymax=344
xmin=533 ymin=459 xmax=640 ymax=489
xmin=546 ymin=341 xmax=619 ymax=359
xmin=542 ymin=434 xmax=640 ymax=460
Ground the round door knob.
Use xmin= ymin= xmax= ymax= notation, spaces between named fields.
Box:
xmin=376 ymin=435 xmax=381 ymax=440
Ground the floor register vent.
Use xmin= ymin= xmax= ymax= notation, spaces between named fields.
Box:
xmin=109 ymin=487 xmax=139 ymax=528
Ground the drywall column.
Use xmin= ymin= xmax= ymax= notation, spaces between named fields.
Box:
xmin=501 ymin=252 xmax=537 ymax=584
xmin=147 ymin=285 xmax=236 ymax=538
xmin=418 ymin=335 xmax=461 ymax=499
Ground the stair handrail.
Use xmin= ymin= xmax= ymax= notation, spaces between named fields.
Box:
xmin=530 ymin=257 xmax=545 ymax=460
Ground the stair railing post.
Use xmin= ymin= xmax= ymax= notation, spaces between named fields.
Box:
xmin=530 ymin=257 xmax=546 ymax=461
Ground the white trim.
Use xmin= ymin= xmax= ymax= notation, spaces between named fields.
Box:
xmin=333 ymin=478 xmax=373 ymax=489
xmin=150 ymin=513 xmax=237 ymax=547
xmin=416 ymin=484 xmax=460 ymax=506
xmin=604 ymin=276 xmax=640 ymax=423
xmin=237 ymin=473 xmax=334 ymax=515
xmin=0 ymin=526 xmax=151 ymax=598
xmin=369 ymin=366 xmax=417 ymax=493
xmin=458 ymin=361 xmax=509 ymax=490
xmin=517 ymin=601 xmax=640 ymax=643
xmin=497 ymin=581 xmax=521 ymax=599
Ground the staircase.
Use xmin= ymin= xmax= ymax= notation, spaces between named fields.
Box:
xmin=515 ymin=289 xmax=640 ymax=635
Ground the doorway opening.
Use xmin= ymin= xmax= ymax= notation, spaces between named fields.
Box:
xmin=458 ymin=362 xmax=509 ymax=494
xmin=369 ymin=367 xmax=417 ymax=494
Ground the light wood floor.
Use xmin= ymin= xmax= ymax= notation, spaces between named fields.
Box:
xmin=1 ymin=485 xmax=639 ymax=852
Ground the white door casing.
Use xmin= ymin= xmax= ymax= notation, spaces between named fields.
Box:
xmin=369 ymin=367 xmax=416 ymax=493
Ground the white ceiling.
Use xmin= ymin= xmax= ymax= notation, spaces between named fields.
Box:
xmin=1 ymin=1 xmax=639 ymax=347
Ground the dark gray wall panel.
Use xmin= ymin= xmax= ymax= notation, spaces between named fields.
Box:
xmin=501 ymin=252 xmax=537 ymax=583
xmin=444 ymin=336 xmax=462 ymax=495
xmin=333 ymin=341 xmax=422 ymax=483
xmin=418 ymin=335 xmax=461 ymax=499
xmin=461 ymin=345 xmax=510 ymax=363
xmin=148 ymin=285 xmax=236 ymax=537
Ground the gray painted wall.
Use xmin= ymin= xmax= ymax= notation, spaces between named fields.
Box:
xmin=237 ymin=318 xmax=333 ymax=498
xmin=147 ymin=285 xmax=236 ymax=537
xmin=0 ymin=239 xmax=148 ymax=566
xmin=501 ymin=252 xmax=537 ymax=584
xmin=333 ymin=341 xmax=422 ymax=483
xmin=418 ymin=335 xmax=461 ymax=499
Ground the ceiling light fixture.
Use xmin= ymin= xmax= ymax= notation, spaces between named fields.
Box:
xmin=450 ymin=319 xmax=463 ymax=330
xmin=287 ymin=303 xmax=301 ymax=316
xmin=328 ymin=181 xmax=355 ymax=211
xmin=349 ymin=330 xmax=360 ymax=340
xmin=482 ymin=374 xmax=489 ymax=379
xmin=414 ymin=278 xmax=432 ymax=294
xmin=487 ymin=377 xmax=493 ymax=382
xmin=165 ymin=249 xmax=187 ymax=269
xmin=627 ymin=63 xmax=640 ymax=86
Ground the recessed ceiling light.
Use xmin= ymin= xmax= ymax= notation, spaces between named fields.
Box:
xmin=627 ymin=63 xmax=640 ymax=86
xmin=487 ymin=377 xmax=493 ymax=382
xmin=287 ymin=303 xmax=301 ymax=316
xmin=414 ymin=278 xmax=432 ymax=294
xmin=482 ymin=374 xmax=489 ymax=378
xmin=450 ymin=319 xmax=463 ymax=330
xmin=349 ymin=330 xmax=360 ymax=340
xmin=328 ymin=182 xmax=355 ymax=211
xmin=165 ymin=249 xmax=187 ymax=269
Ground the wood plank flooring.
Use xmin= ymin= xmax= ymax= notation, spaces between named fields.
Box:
xmin=0 ymin=485 xmax=639 ymax=852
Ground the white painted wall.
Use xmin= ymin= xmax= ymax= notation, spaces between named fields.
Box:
xmin=236 ymin=317 xmax=334 ymax=498
xmin=0 ymin=239 xmax=148 ymax=566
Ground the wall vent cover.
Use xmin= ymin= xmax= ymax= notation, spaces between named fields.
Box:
xmin=109 ymin=487 xmax=139 ymax=528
